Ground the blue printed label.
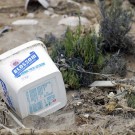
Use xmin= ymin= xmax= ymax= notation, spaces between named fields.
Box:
xmin=12 ymin=51 xmax=39 ymax=78
xmin=0 ymin=79 xmax=15 ymax=111
xmin=21 ymin=62 xmax=45 ymax=76
xmin=25 ymin=78 xmax=57 ymax=114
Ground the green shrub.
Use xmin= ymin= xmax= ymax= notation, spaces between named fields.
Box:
xmin=51 ymin=26 xmax=104 ymax=89
xmin=99 ymin=0 xmax=133 ymax=53
xmin=126 ymin=92 xmax=135 ymax=109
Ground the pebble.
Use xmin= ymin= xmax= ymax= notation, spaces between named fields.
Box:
xmin=48 ymin=8 xmax=54 ymax=13
xmin=9 ymin=13 xmax=16 ymax=18
xmin=82 ymin=114 xmax=90 ymax=119
xmin=26 ymin=13 xmax=35 ymax=18
xmin=58 ymin=16 xmax=90 ymax=27
xmin=44 ymin=10 xmax=53 ymax=16
xmin=12 ymin=19 xmax=38 ymax=25
xmin=107 ymin=92 xmax=115 ymax=99
xmin=51 ymin=14 xmax=59 ymax=18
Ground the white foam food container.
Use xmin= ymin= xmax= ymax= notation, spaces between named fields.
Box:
xmin=0 ymin=40 xmax=67 ymax=119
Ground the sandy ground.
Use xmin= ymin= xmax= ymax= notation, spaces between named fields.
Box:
xmin=0 ymin=0 xmax=67 ymax=53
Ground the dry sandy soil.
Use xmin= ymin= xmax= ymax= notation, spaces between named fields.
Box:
xmin=0 ymin=0 xmax=67 ymax=53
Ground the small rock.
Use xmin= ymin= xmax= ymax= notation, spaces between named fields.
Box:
xmin=122 ymin=1 xmax=131 ymax=10
xmin=81 ymin=5 xmax=98 ymax=20
xmin=107 ymin=92 xmax=115 ymax=99
xmin=81 ymin=6 xmax=92 ymax=12
xmin=44 ymin=10 xmax=53 ymax=16
xmin=90 ymin=81 xmax=116 ymax=87
xmin=9 ymin=13 xmax=16 ymax=18
xmin=12 ymin=19 xmax=38 ymax=25
xmin=77 ymin=101 xmax=82 ymax=106
xmin=94 ymin=23 xmax=100 ymax=35
xmin=72 ymin=93 xmax=80 ymax=100
xmin=60 ymin=58 xmax=66 ymax=63
xmin=60 ymin=54 xmax=64 ymax=57
xmin=82 ymin=114 xmax=90 ymax=119
xmin=48 ymin=8 xmax=54 ymax=13
xmin=60 ymin=67 xmax=66 ymax=71
xmin=58 ymin=16 xmax=90 ymax=27
xmin=26 ymin=13 xmax=35 ymax=18
xmin=51 ymin=14 xmax=59 ymax=18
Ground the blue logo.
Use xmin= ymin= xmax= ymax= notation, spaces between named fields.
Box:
xmin=0 ymin=79 xmax=15 ymax=111
xmin=12 ymin=51 xmax=39 ymax=78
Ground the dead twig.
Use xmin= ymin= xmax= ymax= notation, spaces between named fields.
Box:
xmin=55 ymin=63 xmax=114 ymax=78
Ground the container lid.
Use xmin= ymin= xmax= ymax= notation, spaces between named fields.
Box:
xmin=0 ymin=40 xmax=47 ymax=60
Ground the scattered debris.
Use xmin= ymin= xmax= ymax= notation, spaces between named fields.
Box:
xmin=0 ymin=26 xmax=12 ymax=37
xmin=12 ymin=19 xmax=38 ymax=25
xmin=1 ymin=0 xmax=135 ymax=134
xmin=90 ymin=81 xmax=116 ymax=87
xmin=105 ymin=100 xmax=118 ymax=112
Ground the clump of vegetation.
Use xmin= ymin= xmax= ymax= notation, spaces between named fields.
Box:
xmin=126 ymin=92 xmax=135 ymax=109
xmin=102 ymin=52 xmax=127 ymax=77
xmin=99 ymin=0 xmax=133 ymax=53
xmin=51 ymin=26 xmax=104 ymax=89
xmin=49 ymin=0 xmax=134 ymax=88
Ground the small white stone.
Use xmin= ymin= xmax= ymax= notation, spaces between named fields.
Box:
xmin=58 ymin=16 xmax=90 ymax=27
xmin=94 ymin=23 xmax=100 ymax=35
xmin=9 ymin=13 xmax=16 ymax=18
xmin=51 ymin=14 xmax=59 ymax=18
xmin=60 ymin=58 xmax=66 ymax=63
xmin=107 ymin=92 xmax=115 ymax=99
xmin=83 ymin=114 xmax=89 ymax=119
xmin=26 ymin=13 xmax=35 ymax=18
xmin=44 ymin=10 xmax=52 ymax=16
xmin=81 ymin=6 xmax=92 ymax=12
xmin=48 ymin=8 xmax=54 ymax=13
xmin=77 ymin=101 xmax=82 ymax=106
xmin=12 ymin=19 xmax=38 ymax=25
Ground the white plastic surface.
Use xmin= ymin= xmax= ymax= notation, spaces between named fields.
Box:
xmin=0 ymin=40 xmax=67 ymax=118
